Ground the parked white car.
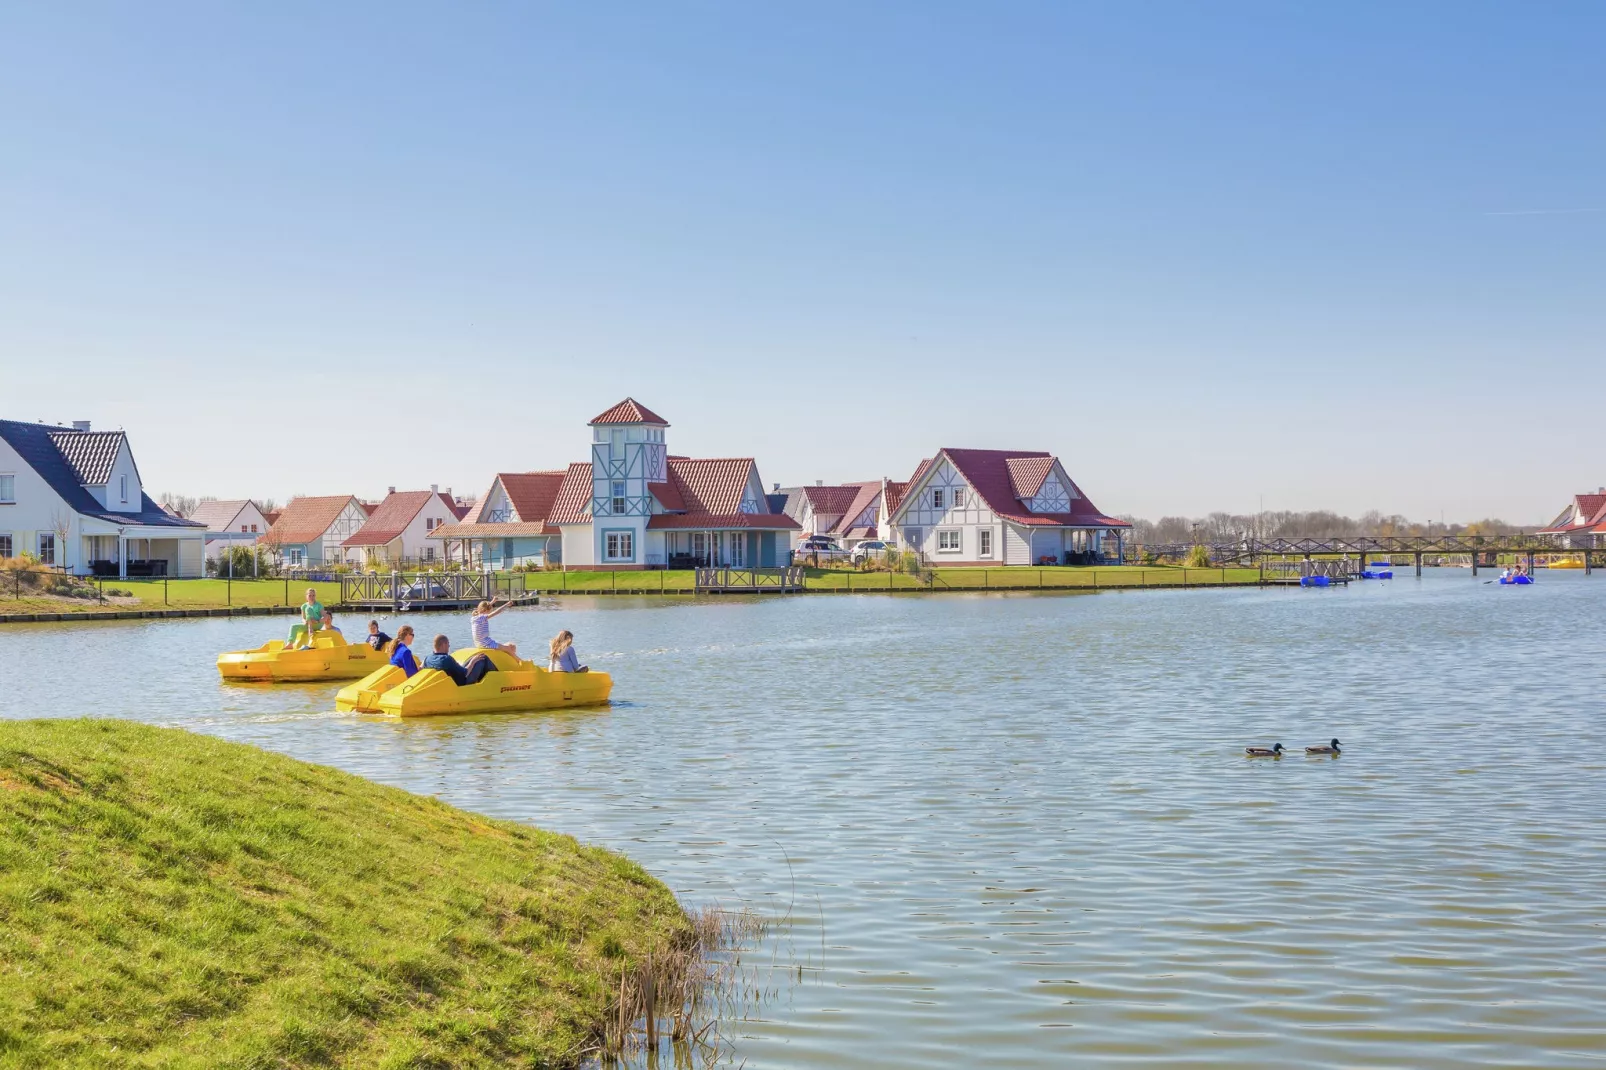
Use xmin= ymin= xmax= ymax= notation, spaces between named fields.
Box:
xmin=850 ymin=540 xmax=890 ymax=564
xmin=796 ymin=536 xmax=849 ymax=561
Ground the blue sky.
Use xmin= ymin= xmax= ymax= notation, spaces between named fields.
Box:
xmin=2 ymin=3 xmax=1601 ymax=522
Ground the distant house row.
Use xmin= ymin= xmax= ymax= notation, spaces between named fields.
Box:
xmin=2 ymin=401 xmax=1128 ymax=576
xmin=1537 ymin=488 xmax=1606 ymax=548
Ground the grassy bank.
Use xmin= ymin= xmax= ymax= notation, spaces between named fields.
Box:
xmin=1 ymin=566 xmax=1264 ymax=616
xmin=0 ymin=719 xmax=691 ymax=1068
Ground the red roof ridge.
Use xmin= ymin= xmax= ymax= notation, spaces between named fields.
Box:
xmin=589 ymin=398 xmax=669 ymax=426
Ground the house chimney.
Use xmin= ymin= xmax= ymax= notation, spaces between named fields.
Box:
xmin=773 ymin=483 xmax=780 ymax=492
xmin=816 ymin=479 xmax=824 ymax=486
xmin=430 ymin=484 xmax=438 ymax=494
xmin=72 ymin=420 xmax=91 ymax=432
xmin=388 ymin=486 xmax=396 ymax=495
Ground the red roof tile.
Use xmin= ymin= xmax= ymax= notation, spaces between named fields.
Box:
xmin=915 ymin=449 xmax=1130 ymax=529
xmin=1539 ymin=493 xmax=1606 ymax=534
xmin=666 ymin=458 xmax=757 ymax=515
xmin=342 ymin=490 xmax=458 ymax=546
xmin=820 ymin=482 xmax=882 ymax=535
xmin=549 ymin=463 xmax=596 ymax=524
xmin=589 ymin=398 xmax=669 ymax=426
xmin=264 ymin=495 xmax=362 ymax=546
xmin=475 ymin=471 xmax=568 ymax=534
xmin=799 ymin=484 xmax=862 ymax=518
xmin=1005 ymin=456 xmax=1055 ymax=500
xmin=649 ymin=480 xmax=686 ymax=511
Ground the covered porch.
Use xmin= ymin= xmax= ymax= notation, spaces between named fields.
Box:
xmin=429 ymin=523 xmax=560 ymax=570
xmin=1024 ymin=525 xmax=1126 ymax=566
xmin=651 ymin=528 xmax=790 ymax=569
xmin=79 ymin=525 xmax=206 ymax=578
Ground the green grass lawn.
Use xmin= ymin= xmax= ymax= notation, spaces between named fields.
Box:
xmin=0 ymin=719 xmax=691 ymax=1068
xmin=801 ymin=565 xmax=1261 ymax=590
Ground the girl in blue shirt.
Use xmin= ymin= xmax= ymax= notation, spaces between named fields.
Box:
xmin=389 ymin=625 xmax=419 ymax=677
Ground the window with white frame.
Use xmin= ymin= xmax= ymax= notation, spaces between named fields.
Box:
xmin=953 ymin=487 xmax=966 ymax=508
xmin=119 ymin=475 xmax=128 ymax=503
xmin=38 ymin=533 xmax=55 ymax=565
xmin=288 ymin=548 xmax=304 ymax=566
xmin=979 ymin=528 xmax=992 ymax=557
xmin=0 ymin=534 xmax=11 ymax=558
xmin=424 ymin=547 xmax=436 ymax=561
xmin=0 ymin=474 xmax=14 ymax=503
xmin=932 ymin=488 xmax=944 ymax=510
xmin=605 ymin=530 xmax=634 ymax=561
xmin=936 ymin=529 xmax=961 ymax=553
xmin=611 ymin=481 xmax=627 ymax=515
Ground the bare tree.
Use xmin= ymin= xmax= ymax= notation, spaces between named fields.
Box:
xmin=158 ymin=491 xmax=201 ymax=517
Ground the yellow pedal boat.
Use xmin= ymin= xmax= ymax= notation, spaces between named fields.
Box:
xmin=1548 ymin=558 xmax=1585 ymax=570
xmin=217 ymin=631 xmax=390 ymax=682
xmin=335 ymin=647 xmax=612 ymax=716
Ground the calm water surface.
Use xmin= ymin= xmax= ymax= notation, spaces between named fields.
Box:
xmin=4 ymin=570 xmax=1605 ymax=1068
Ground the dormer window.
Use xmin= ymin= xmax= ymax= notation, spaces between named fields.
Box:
xmin=119 ymin=475 xmax=128 ymax=503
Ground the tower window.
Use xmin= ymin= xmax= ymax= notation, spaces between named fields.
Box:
xmin=612 ymin=481 xmax=627 ymax=515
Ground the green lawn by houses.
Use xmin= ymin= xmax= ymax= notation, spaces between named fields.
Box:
xmin=1 ymin=566 xmax=1262 ymax=615
xmin=0 ymin=719 xmax=691 ymax=1069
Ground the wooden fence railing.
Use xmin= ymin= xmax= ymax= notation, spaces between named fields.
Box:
xmin=695 ymin=567 xmax=807 ymax=592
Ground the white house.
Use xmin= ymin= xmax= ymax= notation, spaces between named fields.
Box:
xmin=188 ymin=499 xmax=273 ymax=562
xmin=883 ymin=448 xmax=1130 ymax=565
xmin=1536 ymin=489 xmax=1606 ymax=549
xmin=781 ymin=482 xmax=883 ymax=548
xmin=550 ymin=398 xmax=799 ymax=568
xmin=0 ymin=418 xmax=206 ymax=577
xmin=262 ymin=494 xmax=370 ymax=566
xmin=341 ymin=487 xmax=465 ymax=566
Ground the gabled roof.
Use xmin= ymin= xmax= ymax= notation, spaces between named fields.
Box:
xmin=1005 ymin=456 xmax=1055 ymax=500
xmin=666 ymin=458 xmax=758 ymax=515
xmin=188 ymin=499 xmax=258 ymax=531
xmin=1538 ymin=492 xmax=1606 ymax=534
xmin=893 ymin=448 xmax=1130 ymax=529
xmin=798 ymin=484 xmax=863 ymax=519
xmin=0 ymin=419 xmax=201 ymax=529
xmin=342 ymin=490 xmax=460 ymax=547
xmin=47 ymin=428 xmax=130 ymax=486
xmin=548 ymin=457 xmax=798 ymax=529
xmin=549 ymin=463 xmax=596 ymax=525
xmin=264 ymin=495 xmax=362 ymax=546
xmin=589 ymin=398 xmax=669 ymax=426
xmin=827 ymin=482 xmax=883 ymax=535
xmin=262 ymin=510 xmax=282 ymax=527
xmin=467 ymin=471 xmax=567 ymax=534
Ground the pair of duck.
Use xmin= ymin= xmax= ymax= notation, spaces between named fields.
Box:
xmin=1247 ymin=739 xmax=1341 ymax=757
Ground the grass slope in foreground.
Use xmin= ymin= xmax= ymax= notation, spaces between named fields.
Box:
xmin=0 ymin=719 xmax=690 ymax=1069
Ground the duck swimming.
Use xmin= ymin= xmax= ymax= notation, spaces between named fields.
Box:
xmin=1245 ymin=743 xmax=1285 ymax=758
xmin=1305 ymin=738 xmax=1342 ymax=755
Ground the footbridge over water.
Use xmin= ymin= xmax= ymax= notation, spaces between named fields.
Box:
xmin=1138 ymin=536 xmax=1598 ymax=576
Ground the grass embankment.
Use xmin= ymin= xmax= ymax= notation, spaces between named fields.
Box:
xmin=3 ymin=566 xmax=1263 ymax=615
xmin=0 ymin=720 xmax=690 ymax=1068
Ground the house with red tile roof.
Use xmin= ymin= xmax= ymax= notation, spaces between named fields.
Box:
xmin=547 ymin=398 xmax=798 ymax=569
xmin=883 ymin=448 xmax=1129 ymax=565
xmin=342 ymin=486 xmax=466 ymax=566
xmin=1536 ymin=489 xmax=1606 ymax=549
xmin=429 ymin=471 xmax=568 ymax=568
xmin=261 ymin=494 xmax=369 ymax=567
xmin=779 ymin=481 xmax=887 ymax=548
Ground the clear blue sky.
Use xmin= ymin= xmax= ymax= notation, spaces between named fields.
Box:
xmin=3 ymin=3 xmax=1601 ymax=522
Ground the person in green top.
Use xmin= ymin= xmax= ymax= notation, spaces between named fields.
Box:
xmin=284 ymin=588 xmax=326 ymax=648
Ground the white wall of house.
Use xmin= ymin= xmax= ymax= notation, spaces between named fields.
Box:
xmin=562 ymin=523 xmax=596 ymax=567
xmin=889 ymin=459 xmax=1000 ymax=562
xmin=1003 ymin=525 xmax=1031 ymax=565
xmin=397 ymin=497 xmax=460 ymax=563
xmin=318 ymin=501 xmax=369 ymax=564
xmin=0 ymin=437 xmax=80 ymax=567
xmin=204 ymin=502 xmax=271 ymax=561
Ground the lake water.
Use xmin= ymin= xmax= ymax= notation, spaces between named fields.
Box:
xmin=4 ymin=570 xmax=1605 ymax=1068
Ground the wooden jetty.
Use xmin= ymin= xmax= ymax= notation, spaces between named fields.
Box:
xmin=695 ymin=566 xmax=807 ymax=593
xmin=340 ymin=571 xmax=538 ymax=611
xmin=1140 ymin=536 xmax=1596 ymax=577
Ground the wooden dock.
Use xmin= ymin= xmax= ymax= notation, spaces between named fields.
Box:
xmin=695 ymin=566 xmax=807 ymax=593
xmin=340 ymin=571 xmax=538 ymax=611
